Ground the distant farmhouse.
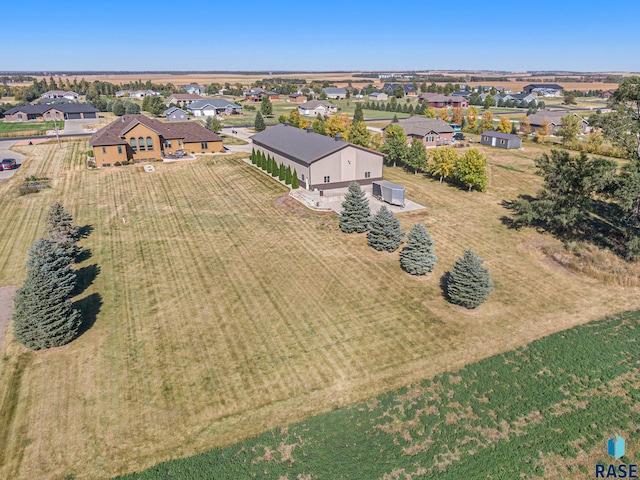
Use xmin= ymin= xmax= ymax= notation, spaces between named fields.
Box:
xmin=89 ymin=114 xmax=223 ymax=167
xmin=522 ymin=84 xmax=564 ymax=97
xmin=41 ymin=90 xmax=79 ymax=101
xmin=250 ymin=123 xmax=384 ymax=190
xmin=389 ymin=117 xmax=454 ymax=148
xmin=288 ymin=93 xmax=308 ymax=103
xmin=116 ymin=90 xmax=160 ymax=99
xmin=419 ymin=94 xmax=468 ymax=108
xmin=322 ymin=87 xmax=347 ymax=100
xmin=382 ymin=83 xmax=417 ymax=97
xmin=3 ymin=104 xmax=98 ymax=122
xmin=187 ymin=99 xmax=242 ymax=117
xmin=368 ymin=92 xmax=388 ymax=101
xmin=480 ymin=131 xmax=522 ymax=149
xmin=243 ymin=88 xmax=279 ymax=102
xmin=298 ymin=100 xmax=338 ymax=117
xmin=182 ymin=84 xmax=205 ymax=95
xmin=166 ymin=93 xmax=203 ymax=107
xmin=165 ymin=107 xmax=187 ymax=121
xmin=526 ymin=111 xmax=589 ymax=135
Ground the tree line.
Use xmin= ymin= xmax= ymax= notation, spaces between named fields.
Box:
xmin=250 ymin=148 xmax=299 ymax=188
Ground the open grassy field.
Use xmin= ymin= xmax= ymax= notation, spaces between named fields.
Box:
xmin=117 ymin=309 xmax=640 ymax=479
xmin=0 ymin=139 xmax=639 ymax=479
xmin=0 ymin=120 xmax=57 ymax=135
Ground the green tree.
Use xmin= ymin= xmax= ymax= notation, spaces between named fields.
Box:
xmin=483 ymin=94 xmax=495 ymax=110
xmin=45 ymin=202 xmax=80 ymax=259
xmin=254 ymin=111 xmax=266 ymax=132
xmin=123 ymin=101 xmax=140 ymax=114
xmin=205 ymin=116 xmax=222 ymax=133
xmin=348 ymin=120 xmax=370 ymax=147
xmin=312 ymin=115 xmax=326 ymax=135
xmin=279 ymin=162 xmax=285 ymax=181
xmin=291 ymin=169 xmax=299 ymax=188
xmin=285 ymin=165 xmax=292 ymax=185
xmin=393 ymin=85 xmax=405 ymax=98
xmin=509 ymin=149 xmax=617 ymax=235
xmin=455 ymin=148 xmax=488 ymax=192
xmin=143 ymin=96 xmax=166 ymax=116
xmin=407 ymin=137 xmax=428 ymax=174
xmin=615 ymin=160 xmax=640 ymax=259
xmin=271 ymin=159 xmax=279 ymax=177
xmin=339 ymin=182 xmax=371 ymax=233
xmin=251 ymin=148 xmax=257 ymax=165
xmin=13 ymin=238 xmax=82 ymax=350
xmin=400 ymin=224 xmax=437 ymax=275
xmin=446 ymin=249 xmax=493 ymax=309
xmin=112 ymin=101 xmax=125 ymax=116
xmin=367 ymin=206 xmax=404 ymax=252
xmin=428 ymin=146 xmax=458 ymax=182
xmin=381 ymin=124 xmax=409 ymax=166
xmin=261 ymin=96 xmax=273 ymax=115
xmin=353 ymin=103 xmax=364 ymax=122
xmin=557 ymin=114 xmax=582 ymax=145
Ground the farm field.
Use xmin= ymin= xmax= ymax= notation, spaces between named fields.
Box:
xmin=0 ymin=139 xmax=639 ymax=479
xmin=117 ymin=309 xmax=640 ymax=479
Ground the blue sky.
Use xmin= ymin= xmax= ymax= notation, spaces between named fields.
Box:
xmin=4 ymin=0 xmax=639 ymax=72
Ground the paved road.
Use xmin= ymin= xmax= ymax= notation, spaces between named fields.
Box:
xmin=0 ymin=140 xmax=26 ymax=183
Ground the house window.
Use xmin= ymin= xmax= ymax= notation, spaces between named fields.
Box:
xmin=117 ymin=146 xmax=122 ymax=154
xmin=164 ymin=140 xmax=172 ymax=148
xmin=500 ymin=139 xmax=505 ymax=144
xmin=102 ymin=147 xmax=106 ymax=154
xmin=102 ymin=163 xmax=111 ymax=167
xmin=138 ymin=137 xmax=145 ymax=151
xmin=18 ymin=114 xmax=23 ymax=120
xmin=147 ymin=137 xmax=154 ymax=151
xmin=301 ymin=174 xmax=305 ymax=182
xmin=364 ymin=171 xmax=371 ymax=179
xmin=201 ymin=142 xmax=208 ymax=149
xmin=323 ymin=176 xmax=330 ymax=183
xmin=178 ymin=140 xmax=183 ymax=146
xmin=130 ymin=137 xmax=137 ymax=152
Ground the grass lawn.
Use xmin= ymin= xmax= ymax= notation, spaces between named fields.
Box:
xmin=0 ymin=120 xmax=57 ymax=135
xmin=0 ymin=140 xmax=639 ymax=479
xmin=117 ymin=309 xmax=640 ymax=479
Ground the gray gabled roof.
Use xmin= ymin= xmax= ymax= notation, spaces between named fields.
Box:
xmin=250 ymin=123 xmax=383 ymax=166
xmin=391 ymin=117 xmax=454 ymax=136
xmin=165 ymin=106 xmax=186 ymax=115
xmin=322 ymin=87 xmax=347 ymax=95
xmin=4 ymin=104 xmax=98 ymax=115
xmin=187 ymin=99 xmax=241 ymax=110
xmin=481 ymin=130 xmax=520 ymax=140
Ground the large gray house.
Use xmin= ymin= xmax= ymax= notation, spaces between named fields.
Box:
xmin=250 ymin=123 xmax=384 ymax=190
xmin=186 ymin=99 xmax=242 ymax=117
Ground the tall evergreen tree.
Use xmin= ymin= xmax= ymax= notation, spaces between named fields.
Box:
xmin=271 ymin=159 xmax=279 ymax=177
xmin=251 ymin=147 xmax=257 ymax=165
xmin=400 ymin=224 xmax=437 ymax=275
xmin=13 ymin=238 xmax=82 ymax=350
xmin=46 ymin=202 xmax=80 ymax=259
xmin=254 ymin=111 xmax=266 ymax=132
xmin=367 ymin=206 xmax=404 ymax=252
xmin=339 ymin=182 xmax=371 ymax=233
xmin=260 ymin=96 xmax=273 ymax=115
xmin=291 ymin=169 xmax=299 ymax=188
xmin=285 ymin=165 xmax=292 ymax=185
xmin=446 ymin=249 xmax=493 ymax=309
xmin=278 ymin=162 xmax=285 ymax=181
xmin=353 ymin=103 xmax=364 ymax=122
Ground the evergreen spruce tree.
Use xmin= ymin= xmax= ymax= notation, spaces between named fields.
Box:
xmin=279 ymin=163 xmax=285 ymax=181
xmin=446 ymin=249 xmax=493 ymax=309
xmin=260 ymin=151 xmax=267 ymax=170
xmin=400 ymin=224 xmax=437 ymax=275
xmin=291 ymin=169 xmax=299 ymax=188
xmin=251 ymin=148 xmax=257 ymax=164
xmin=271 ymin=159 xmax=279 ymax=177
xmin=254 ymin=111 xmax=266 ymax=132
xmin=46 ymin=202 xmax=79 ymax=259
xmin=13 ymin=238 xmax=81 ymax=350
xmin=367 ymin=206 xmax=404 ymax=252
xmin=354 ymin=103 xmax=364 ymax=122
xmin=285 ymin=165 xmax=292 ymax=185
xmin=266 ymin=155 xmax=272 ymax=174
xmin=339 ymin=182 xmax=371 ymax=233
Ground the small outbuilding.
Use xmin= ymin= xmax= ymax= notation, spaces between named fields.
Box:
xmin=480 ymin=130 xmax=522 ymax=149
xmin=372 ymin=180 xmax=405 ymax=207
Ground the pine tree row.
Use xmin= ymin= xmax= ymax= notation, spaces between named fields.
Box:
xmin=250 ymin=148 xmax=299 ymax=188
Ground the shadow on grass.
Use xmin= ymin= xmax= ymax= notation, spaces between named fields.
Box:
xmin=73 ymin=264 xmax=100 ymax=297
xmin=440 ymin=271 xmax=451 ymax=302
xmin=78 ymin=224 xmax=94 ymax=239
xmin=73 ymin=293 xmax=102 ymax=339
xmin=75 ymin=247 xmax=92 ymax=264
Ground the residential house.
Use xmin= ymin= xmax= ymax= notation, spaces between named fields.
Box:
xmin=451 ymin=90 xmax=472 ymax=98
xmin=89 ymin=114 xmax=224 ymax=167
xmin=388 ymin=117 xmax=454 ymax=148
xmin=322 ymin=87 xmax=347 ymax=99
xmin=420 ymin=94 xmax=468 ymax=108
xmin=165 ymin=107 xmax=188 ymax=121
xmin=182 ymin=84 xmax=204 ymax=95
xmin=493 ymin=93 xmax=537 ymax=106
xmin=3 ymin=104 xmax=99 ymax=122
xmin=288 ymin=93 xmax=308 ymax=103
xmin=526 ymin=111 xmax=589 ymax=135
xmin=602 ymin=89 xmax=616 ymax=99
xmin=243 ymin=88 xmax=279 ymax=102
xmin=250 ymin=123 xmax=384 ymax=190
xmin=369 ymin=92 xmax=388 ymax=101
xmin=187 ymin=99 xmax=242 ymax=117
xmin=166 ymin=93 xmax=204 ymax=107
xmin=522 ymin=84 xmax=564 ymax=97
xmin=41 ymin=90 xmax=79 ymax=101
xmin=382 ymin=83 xmax=417 ymax=97
xmin=480 ymin=131 xmax=522 ymax=149
xmin=298 ymin=99 xmax=338 ymax=117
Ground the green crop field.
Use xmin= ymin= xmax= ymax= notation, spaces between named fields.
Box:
xmin=0 ymin=139 xmax=638 ymax=479
xmin=116 ymin=309 xmax=640 ymax=479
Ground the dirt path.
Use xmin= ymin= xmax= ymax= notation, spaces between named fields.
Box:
xmin=0 ymin=286 xmax=17 ymax=352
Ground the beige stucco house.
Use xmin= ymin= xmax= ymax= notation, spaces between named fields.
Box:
xmin=250 ymin=123 xmax=384 ymax=191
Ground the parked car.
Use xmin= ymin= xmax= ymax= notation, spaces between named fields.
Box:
xmin=0 ymin=158 xmax=17 ymax=170
xmin=453 ymin=132 xmax=466 ymax=141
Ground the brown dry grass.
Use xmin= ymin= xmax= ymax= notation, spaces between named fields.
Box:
xmin=0 ymin=139 xmax=639 ymax=479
